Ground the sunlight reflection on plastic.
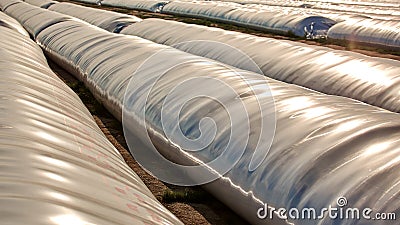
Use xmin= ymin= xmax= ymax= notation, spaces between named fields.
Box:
xmin=122 ymin=41 xmax=276 ymax=186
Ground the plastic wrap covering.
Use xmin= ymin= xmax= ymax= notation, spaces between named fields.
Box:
xmin=161 ymin=1 xmax=336 ymax=38
xmin=0 ymin=22 xmax=183 ymax=225
xmin=217 ymin=0 xmax=400 ymax=20
xmin=100 ymin=0 xmax=170 ymax=12
xmin=0 ymin=11 xmax=29 ymax=36
xmin=48 ymin=2 xmax=141 ymax=33
xmin=327 ymin=18 xmax=400 ymax=51
xmin=228 ymin=0 xmax=399 ymax=8
xmin=121 ymin=18 xmax=400 ymax=113
xmin=310 ymin=0 xmax=399 ymax=5
xmin=24 ymin=0 xmax=58 ymax=8
xmin=240 ymin=3 xmax=373 ymax=22
xmin=69 ymin=0 xmax=98 ymax=4
xmin=34 ymin=18 xmax=400 ymax=225
xmin=3 ymin=1 xmax=73 ymax=38
xmin=37 ymin=21 xmax=172 ymax=120
xmin=0 ymin=0 xmax=21 ymax=11
xmin=295 ymin=1 xmax=400 ymax=20
xmin=162 ymin=1 xmax=240 ymax=21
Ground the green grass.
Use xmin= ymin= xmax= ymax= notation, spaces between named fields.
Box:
xmin=63 ymin=79 xmax=105 ymax=115
xmin=162 ymin=188 xmax=209 ymax=204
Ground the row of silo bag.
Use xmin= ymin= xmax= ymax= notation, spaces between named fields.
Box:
xmin=216 ymin=0 xmax=400 ymax=20
xmin=3 ymin=2 xmax=400 ymax=224
xmin=67 ymin=0 xmax=336 ymax=38
xmin=118 ymin=18 xmax=400 ymax=112
xmin=0 ymin=8 xmax=182 ymax=225
xmin=232 ymin=1 xmax=400 ymax=50
xmin=42 ymin=2 xmax=400 ymax=113
xmin=162 ymin=0 xmax=400 ymax=50
xmin=44 ymin=1 xmax=142 ymax=32
xmin=0 ymin=10 xmax=29 ymax=35
xmin=23 ymin=0 xmax=58 ymax=8
xmin=14 ymin=0 xmax=142 ymax=33
xmin=64 ymin=0 xmax=400 ymax=50
xmin=327 ymin=18 xmax=400 ymax=51
xmin=161 ymin=1 xmax=337 ymax=38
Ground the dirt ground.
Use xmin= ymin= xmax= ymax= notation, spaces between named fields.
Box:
xmin=47 ymin=59 xmax=249 ymax=225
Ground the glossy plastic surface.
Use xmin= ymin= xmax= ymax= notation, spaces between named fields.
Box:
xmin=0 ymin=14 xmax=183 ymax=225
xmin=24 ymin=0 xmax=58 ymax=8
xmin=34 ymin=18 xmax=400 ymax=225
xmin=161 ymin=1 xmax=336 ymax=37
xmin=327 ymin=18 xmax=400 ymax=51
xmin=97 ymin=0 xmax=169 ymax=12
xmin=48 ymin=2 xmax=141 ymax=32
xmin=4 ymin=1 xmax=73 ymax=37
xmin=0 ymin=0 xmax=21 ymax=11
xmin=217 ymin=0 xmax=400 ymax=20
xmin=121 ymin=18 xmax=400 ymax=113
xmin=0 ymin=11 xmax=29 ymax=36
